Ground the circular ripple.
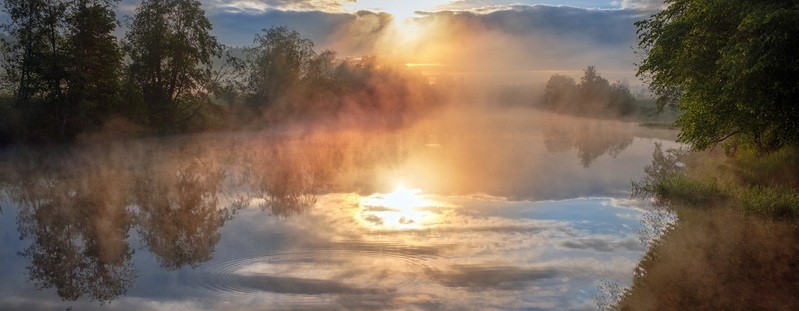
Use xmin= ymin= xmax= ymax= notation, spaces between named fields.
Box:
xmin=198 ymin=244 xmax=447 ymax=299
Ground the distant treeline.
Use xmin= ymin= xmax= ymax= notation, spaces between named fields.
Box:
xmin=0 ymin=0 xmax=440 ymax=144
xmin=488 ymin=66 xmax=647 ymax=119
xmin=541 ymin=66 xmax=637 ymax=117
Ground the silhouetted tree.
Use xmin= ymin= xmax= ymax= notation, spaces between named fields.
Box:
xmin=1 ymin=0 xmax=123 ymax=140
xmin=244 ymin=26 xmax=316 ymax=117
xmin=0 ymin=0 xmax=69 ymax=139
xmin=123 ymin=0 xmax=221 ymax=133
xmin=62 ymin=0 xmax=122 ymax=137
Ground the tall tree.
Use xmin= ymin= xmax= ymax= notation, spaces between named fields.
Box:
xmin=0 ymin=0 xmax=68 ymax=113
xmin=62 ymin=0 xmax=122 ymax=137
xmin=124 ymin=0 xmax=221 ymax=133
xmin=636 ymin=0 xmax=799 ymax=151
xmin=244 ymin=26 xmax=316 ymax=114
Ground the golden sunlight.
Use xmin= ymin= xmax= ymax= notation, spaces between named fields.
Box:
xmin=359 ymin=183 xmax=441 ymax=229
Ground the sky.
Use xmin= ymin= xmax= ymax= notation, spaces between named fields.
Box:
xmin=137 ymin=0 xmax=662 ymax=84
xmin=3 ymin=0 xmax=667 ymax=84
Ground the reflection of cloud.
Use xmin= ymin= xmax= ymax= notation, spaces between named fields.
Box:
xmin=0 ymin=120 xmax=678 ymax=309
xmin=560 ymin=237 xmax=644 ymax=252
xmin=431 ymin=265 xmax=564 ymax=289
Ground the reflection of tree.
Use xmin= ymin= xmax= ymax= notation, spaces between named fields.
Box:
xmin=544 ymin=120 xmax=634 ymax=168
xmin=132 ymin=156 xmax=230 ymax=270
xmin=6 ymin=152 xmax=135 ymax=302
xmin=0 ymin=133 xmax=404 ymax=303
xmin=617 ymin=208 xmax=799 ymax=310
xmin=245 ymin=137 xmax=342 ymax=217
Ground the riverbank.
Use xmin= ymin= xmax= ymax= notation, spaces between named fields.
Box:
xmin=613 ymin=143 xmax=799 ymax=309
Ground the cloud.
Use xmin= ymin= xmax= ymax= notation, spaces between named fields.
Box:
xmin=208 ymin=10 xmax=353 ymax=46
xmin=204 ymin=0 xmax=345 ymax=13
xmin=109 ymin=2 xmax=650 ymax=77
xmin=614 ymin=0 xmax=667 ymax=11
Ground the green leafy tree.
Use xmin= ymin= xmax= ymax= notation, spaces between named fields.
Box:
xmin=636 ymin=0 xmax=799 ymax=152
xmin=124 ymin=0 xmax=221 ymax=133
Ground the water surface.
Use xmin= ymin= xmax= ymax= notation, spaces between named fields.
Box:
xmin=0 ymin=111 xmax=680 ymax=310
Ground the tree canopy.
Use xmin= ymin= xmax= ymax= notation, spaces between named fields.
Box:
xmin=636 ymin=0 xmax=799 ymax=152
xmin=124 ymin=0 xmax=222 ymax=133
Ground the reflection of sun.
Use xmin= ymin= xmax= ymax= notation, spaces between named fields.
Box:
xmin=359 ymin=183 xmax=441 ymax=229
xmin=378 ymin=184 xmax=427 ymax=210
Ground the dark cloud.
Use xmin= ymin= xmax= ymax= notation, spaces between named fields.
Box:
xmin=421 ymin=5 xmax=640 ymax=47
xmin=208 ymin=10 xmax=353 ymax=47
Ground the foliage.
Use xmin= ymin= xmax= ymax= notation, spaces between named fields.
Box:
xmin=0 ymin=0 xmax=69 ymax=140
xmin=621 ymin=142 xmax=799 ymax=309
xmin=0 ymin=8 xmax=436 ymax=142
xmin=123 ymin=0 xmax=222 ymax=133
xmin=542 ymin=66 xmax=637 ymax=117
xmin=244 ymin=26 xmax=316 ymax=113
xmin=636 ymin=0 xmax=799 ymax=152
xmin=236 ymin=26 xmax=438 ymax=128
xmin=0 ymin=0 xmax=122 ymax=141
xmin=633 ymin=143 xmax=799 ymax=220
xmin=63 ymin=0 xmax=122 ymax=138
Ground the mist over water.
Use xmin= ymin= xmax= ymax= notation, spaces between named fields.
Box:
xmin=0 ymin=103 xmax=681 ymax=310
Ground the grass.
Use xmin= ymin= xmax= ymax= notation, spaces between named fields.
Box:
xmin=633 ymin=143 xmax=799 ymax=220
xmin=612 ymin=142 xmax=799 ymax=310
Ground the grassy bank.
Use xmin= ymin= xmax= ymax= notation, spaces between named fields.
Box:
xmin=610 ymin=143 xmax=799 ymax=309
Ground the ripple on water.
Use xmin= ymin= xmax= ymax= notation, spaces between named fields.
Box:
xmin=197 ymin=244 xmax=449 ymax=301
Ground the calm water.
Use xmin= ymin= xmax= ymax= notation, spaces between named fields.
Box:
xmin=0 ymin=111 xmax=679 ymax=310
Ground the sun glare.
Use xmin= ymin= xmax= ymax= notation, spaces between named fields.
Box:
xmin=380 ymin=184 xmax=427 ymax=210
xmin=359 ymin=183 xmax=441 ymax=229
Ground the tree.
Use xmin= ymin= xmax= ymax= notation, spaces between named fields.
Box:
xmin=636 ymin=1 xmax=799 ymax=152
xmin=578 ymin=65 xmax=610 ymax=114
xmin=244 ymin=26 xmax=316 ymax=114
xmin=124 ymin=0 xmax=221 ymax=133
xmin=63 ymin=0 xmax=122 ymax=137
xmin=609 ymin=81 xmax=636 ymax=116
xmin=542 ymin=74 xmax=577 ymax=111
xmin=0 ymin=0 xmax=67 ymax=103
xmin=541 ymin=66 xmax=636 ymax=117
xmin=1 ymin=0 xmax=123 ymax=140
xmin=0 ymin=0 xmax=69 ymax=139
